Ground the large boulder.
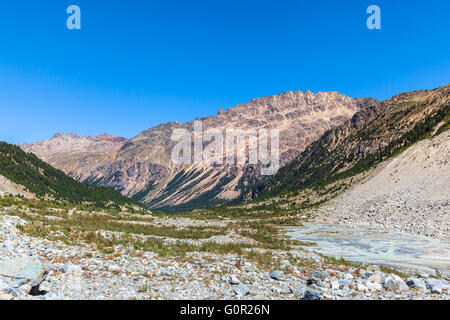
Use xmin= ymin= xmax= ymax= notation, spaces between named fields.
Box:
xmin=0 ymin=257 xmax=50 ymax=296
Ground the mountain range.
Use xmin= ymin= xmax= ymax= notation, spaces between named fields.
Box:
xmin=250 ymin=84 xmax=449 ymax=199
xmin=15 ymin=84 xmax=449 ymax=212
xmin=22 ymin=91 xmax=378 ymax=211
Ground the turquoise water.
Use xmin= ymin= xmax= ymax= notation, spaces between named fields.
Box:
xmin=284 ymin=223 xmax=450 ymax=276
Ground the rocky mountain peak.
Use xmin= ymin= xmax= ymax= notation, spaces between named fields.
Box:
xmin=50 ymin=132 xmax=78 ymax=140
xmin=22 ymin=90 xmax=378 ymax=210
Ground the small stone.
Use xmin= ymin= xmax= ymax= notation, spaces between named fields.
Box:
xmin=347 ymin=268 xmax=357 ymax=274
xmin=270 ymin=270 xmax=285 ymax=281
xmin=62 ymin=264 xmax=82 ymax=274
xmin=0 ymin=292 xmax=14 ymax=300
xmin=367 ymin=265 xmax=380 ymax=273
xmin=327 ymin=270 xmax=337 ymax=277
xmin=108 ymin=265 xmax=121 ymax=273
xmin=366 ymin=282 xmax=383 ymax=291
xmin=307 ymin=271 xmax=326 ymax=286
xmin=426 ymin=279 xmax=449 ymax=292
xmin=331 ymin=280 xmax=339 ymax=290
xmin=344 ymin=273 xmax=354 ymax=281
xmin=280 ymin=260 xmax=290 ymax=266
xmin=307 ymin=276 xmax=318 ymax=286
xmin=229 ymin=275 xmax=240 ymax=285
xmin=271 ymin=286 xmax=290 ymax=294
xmin=0 ymin=280 xmax=10 ymax=293
xmin=310 ymin=271 xmax=326 ymax=280
xmin=18 ymin=284 xmax=32 ymax=295
xmin=406 ymin=277 xmax=427 ymax=291
xmin=357 ymin=283 xmax=367 ymax=291
xmin=338 ymin=280 xmax=352 ymax=290
xmin=291 ymin=283 xmax=306 ymax=297
xmin=302 ymin=289 xmax=321 ymax=300
xmin=233 ymin=284 xmax=250 ymax=297
xmin=431 ymin=288 xmax=442 ymax=294
xmin=369 ymin=271 xmax=385 ymax=284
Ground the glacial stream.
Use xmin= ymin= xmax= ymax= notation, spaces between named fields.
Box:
xmin=284 ymin=223 xmax=450 ymax=276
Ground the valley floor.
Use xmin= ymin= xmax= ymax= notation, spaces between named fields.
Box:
xmin=1 ymin=207 xmax=449 ymax=300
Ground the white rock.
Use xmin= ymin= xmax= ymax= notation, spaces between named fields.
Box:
xmin=366 ymin=282 xmax=383 ymax=291
xmin=233 ymin=284 xmax=250 ymax=297
xmin=331 ymin=281 xmax=339 ymax=290
xmin=406 ymin=277 xmax=427 ymax=290
xmin=280 ymin=260 xmax=290 ymax=266
xmin=384 ymin=275 xmax=408 ymax=291
xmin=0 ymin=280 xmax=10 ymax=293
xmin=344 ymin=273 xmax=354 ymax=280
xmin=228 ymin=275 xmax=240 ymax=285
xmin=62 ymin=264 xmax=82 ymax=274
xmin=357 ymin=283 xmax=367 ymax=291
xmin=369 ymin=271 xmax=385 ymax=284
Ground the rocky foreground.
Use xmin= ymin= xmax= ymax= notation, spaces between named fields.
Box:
xmin=1 ymin=213 xmax=449 ymax=300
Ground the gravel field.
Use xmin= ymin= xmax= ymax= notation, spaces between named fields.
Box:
xmin=1 ymin=213 xmax=449 ymax=300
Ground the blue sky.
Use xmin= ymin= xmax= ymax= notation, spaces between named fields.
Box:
xmin=0 ymin=0 xmax=449 ymax=144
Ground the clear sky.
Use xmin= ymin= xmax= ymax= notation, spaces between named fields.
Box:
xmin=0 ymin=0 xmax=449 ymax=144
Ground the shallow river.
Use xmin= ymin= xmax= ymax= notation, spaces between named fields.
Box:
xmin=284 ymin=223 xmax=450 ymax=276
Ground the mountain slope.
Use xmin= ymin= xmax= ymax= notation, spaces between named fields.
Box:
xmin=21 ymin=133 xmax=128 ymax=182
xmin=250 ymin=84 xmax=450 ymax=199
xmin=23 ymin=91 xmax=377 ymax=210
xmin=0 ymin=142 xmax=139 ymax=208
xmin=0 ymin=174 xmax=34 ymax=198
xmin=312 ymin=129 xmax=450 ymax=239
